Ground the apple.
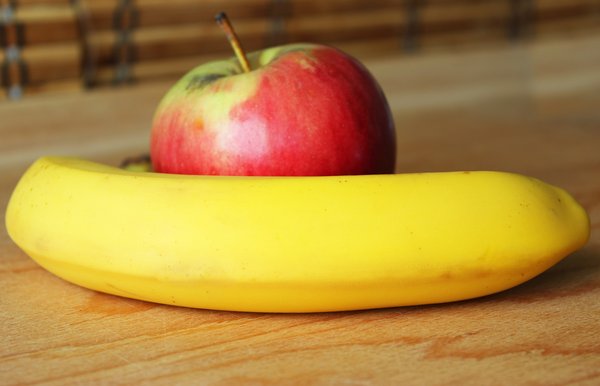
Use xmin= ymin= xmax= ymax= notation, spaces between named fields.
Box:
xmin=150 ymin=20 xmax=396 ymax=176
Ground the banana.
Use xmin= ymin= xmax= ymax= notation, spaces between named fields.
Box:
xmin=5 ymin=157 xmax=589 ymax=312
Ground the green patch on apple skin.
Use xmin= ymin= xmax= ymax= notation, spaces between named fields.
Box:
xmin=165 ymin=60 xmax=238 ymax=94
xmin=153 ymin=59 xmax=241 ymax=113
xmin=154 ymin=62 xmax=261 ymax=139
xmin=182 ymin=61 xmax=241 ymax=93
xmin=186 ymin=73 xmax=227 ymax=91
xmin=255 ymin=43 xmax=320 ymax=67
xmin=152 ymin=43 xmax=327 ymax=149
xmin=198 ymin=75 xmax=260 ymax=132
xmin=164 ymin=44 xmax=320 ymax=99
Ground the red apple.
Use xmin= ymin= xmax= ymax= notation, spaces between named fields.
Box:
xmin=150 ymin=43 xmax=396 ymax=176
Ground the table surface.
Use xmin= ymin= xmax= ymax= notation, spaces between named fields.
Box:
xmin=1 ymin=34 xmax=600 ymax=385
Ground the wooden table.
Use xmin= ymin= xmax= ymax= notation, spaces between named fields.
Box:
xmin=2 ymin=34 xmax=599 ymax=385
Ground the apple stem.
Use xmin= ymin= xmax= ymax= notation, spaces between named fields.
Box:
xmin=215 ymin=12 xmax=252 ymax=73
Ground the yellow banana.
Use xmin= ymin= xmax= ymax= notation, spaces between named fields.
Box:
xmin=5 ymin=157 xmax=589 ymax=312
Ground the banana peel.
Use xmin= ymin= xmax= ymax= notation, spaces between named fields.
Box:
xmin=5 ymin=157 xmax=590 ymax=312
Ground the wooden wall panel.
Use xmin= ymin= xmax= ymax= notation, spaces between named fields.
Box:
xmin=1 ymin=0 xmax=599 ymax=99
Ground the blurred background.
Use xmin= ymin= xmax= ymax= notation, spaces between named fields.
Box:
xmin=1 ymin=0 xmax=599 ymax=100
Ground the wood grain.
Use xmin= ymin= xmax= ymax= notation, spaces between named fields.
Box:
xmin=1 ymin=34 xmax=600 ymax=385
xmin=4 ymin=0 xmax=600 ymax=94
